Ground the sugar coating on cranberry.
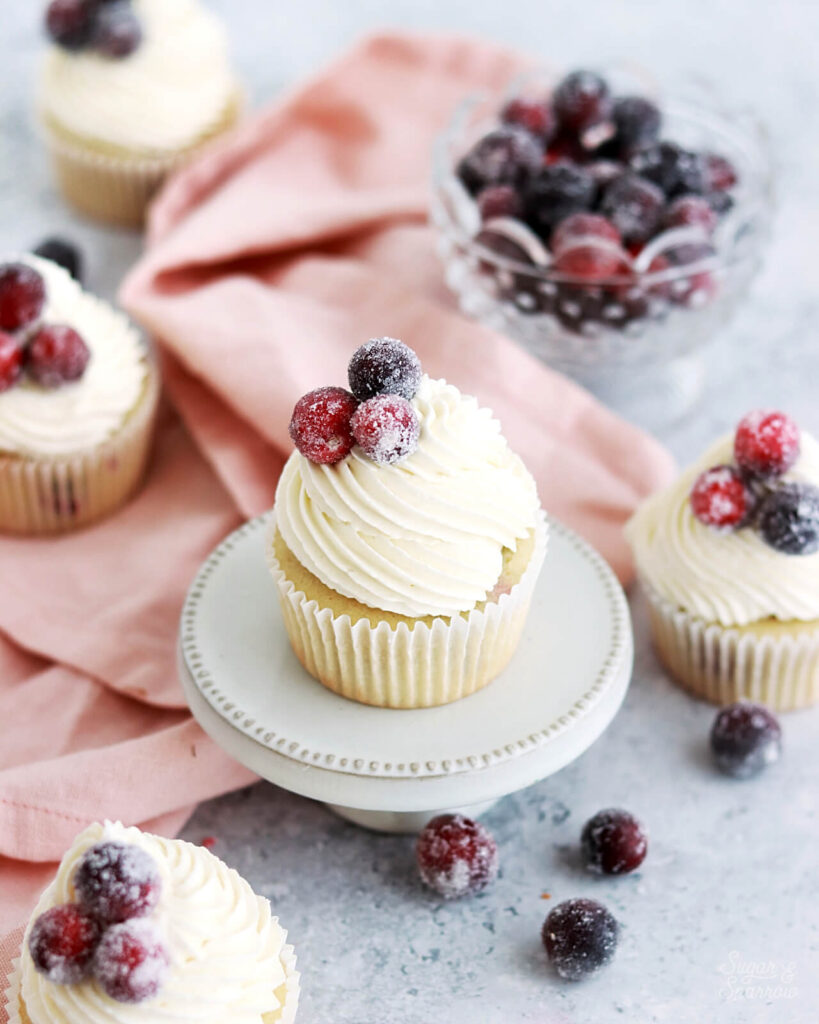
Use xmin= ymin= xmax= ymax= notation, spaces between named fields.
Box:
xmin=289 ymin=386 xmax=358 ymax=465
xmin=663 ymin=195 xmax=718 ymax=234
xmin=599 ymin=173 xmax=665 ymax=245
xmin=551 ymin=212 xmax=621 ymax=254
xmin=501 ymin=96 xmax=554 ymax=140
xmin=523 ymin=163 xmax=597 ymax=240
xmin=629 ymin=141 xmax=705 ymax=198
xmin=690 ymin=465 xmax=750 ymax=529
xmin=348 ymin=337 xmax=422 ymax=402
xmin=553 ymin=71 xmax=612 ymax=133
xmin=28 ymin=904 xmax=102 ymax=984
xmin=710 ymin=702 xmax=782 ymax=779
xmin=581 ymin=808 xmax=648 ymax=875
xmin=734 ymin=410 xmax=800 ymax=479
xmin=477 ymin=184 xmax=522 ymax=221
xmin=0 ymin=331 xmax=24 ymax=392
xmin=92 ymin=919 xmax=169 ymax=1004
xmin=416 ymin=814 xmax=499 ymax=899
xmin=0 ymin=262 xmax=46 ymax=332
xmin=704 ymin=152 xmax=739 ymax=192
xmin=542 ymin=898 xmax=619 ymax=981
xmin=757 ymin=483 xmax=819 ymax=556
xmin=612 ymin=96 xmax=661 ymax=153
xmin=350 ymin=394 xmax=419 ymax=465
xmin=457 ymin=127 xmax=543 ymax=195
xmin=74 ymin=841 xmax=162 ymax=925
xmin=27 ymin=325 xmax=91 ymax=388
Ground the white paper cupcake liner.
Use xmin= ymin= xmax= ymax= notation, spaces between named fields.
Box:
xmin=265 ymin=512 xmax=549 ymax=709
xmin=4 ymin=957 xmax=22 ymax=1024
xmin=642 ymin=582 xmax=819 ymax=710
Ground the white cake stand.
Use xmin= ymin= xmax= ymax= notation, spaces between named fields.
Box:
xmin=177 ymin=515 xmax=633 ymax=833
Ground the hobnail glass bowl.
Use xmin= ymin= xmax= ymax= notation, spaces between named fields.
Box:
xmin=431 ymin=69 xmax=773 ymax=426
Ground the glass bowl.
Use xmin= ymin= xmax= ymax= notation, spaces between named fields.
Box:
xmin=431 ymin=69 xmax=774 ymax=426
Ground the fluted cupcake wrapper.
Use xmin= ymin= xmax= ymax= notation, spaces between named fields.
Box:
xmin=643 ymin=582 xmax=819 ymax=711
xmin=265 ymin=512 xmax=548 ymax=709
xmin=0 ymin=362 xmax=160 ymax=535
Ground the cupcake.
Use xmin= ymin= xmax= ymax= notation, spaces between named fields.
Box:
xmin=38 ymin=0 xmax=241 ymax=227
xmin=5 ymin=821 xmax=299 ymax=1024
xmin=627 ymin=410 xmax=819 ymax=710
xmin=0 ymin=254 xmax=159 ymax=534
xmin=265 ymin=337 xmax=548 ymax=709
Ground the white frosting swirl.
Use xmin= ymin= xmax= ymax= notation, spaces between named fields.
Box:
xmin=39 ymin=0 xmax=236 ymax=154
xmin=626 ymin=432 xmax=819 ymax=626
xmin=0 ymin=255 xmax=148 ymax=458
xmin=20 ymin=822 xmax=288 ymax=1023
xmin=276 ymin=376 xmax=542 ymax=618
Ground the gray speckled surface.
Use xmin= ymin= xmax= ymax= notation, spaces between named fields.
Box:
xmin=3 ymin=2 xmax=819 ymax=1021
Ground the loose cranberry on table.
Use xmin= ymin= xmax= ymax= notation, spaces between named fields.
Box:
xmin=92 ymin=919 xmax=169 ymax=1004
xmin=690 ymin=465 xmax=750 ymax=529
xmin=28 ymin=904 xmax=102 ymax=984
xmin=757 ymin=483 xmax=819 ymax=556
xmin=710 ymin=702 xmax=782 ymax=779
xmin=416 ymin=814 xmax=499 ymax=899
xmin=599 ymin=173 xmax=665 ymax=246
xmin=581 ymin=809 xmax=648 ymax=875
xmin=457 ymin=127 xmax=543 ymax=195
xmin=0 ymin=262 xmax=46 ymax=332
xmin=347 ymin=337 xmax=421 ymax=402
xmin=501 ymin=96 xmax=555 ymax=141
xmin=27 ymin=325 xmax=91 ymax=388
xmin=542 ymin=897 xmax=619 ymax=980
xmin=74 ymin=841 xmax=162 ymax=924
xmin=350 ymin=394 xmax=419 ymax=465
xmin=734 ymin=410 xmax=800 ymax=479
xmin=0 ymin=331 xmax=25 ymax=392
xmin=289 ymin=386 xmax=358 ymax=465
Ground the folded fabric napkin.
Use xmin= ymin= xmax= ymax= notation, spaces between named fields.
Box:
xmin=0 ymin=32 xmax=674 ymax=1013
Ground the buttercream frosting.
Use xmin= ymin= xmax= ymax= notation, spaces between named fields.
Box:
xmin=626 ymin=432 xmax=819 ymax=626
xmin=275 ymin=375 xmax=542 ymax=618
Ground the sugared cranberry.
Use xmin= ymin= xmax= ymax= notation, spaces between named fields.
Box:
xmin=552 ymin=71 xmax=613 ymax=135
xmin=28 ymin=904 xmax=102 ymax=984
xmin=703 ymin=152 xmax=739 ymax=192
xmin=612 ymin=96 xmax=661 ymax=153
xmin=581 ymin=809 xmax=648 ymax=875
xmin=0 ymin=262 xmax=46 ymax=332
xmin=477 ymin=184 xmax=522 ymax=221
xmin=288 ymin=386 xmax=358 ymax=465
xmin=665 ymin=242 xmax=718 ymax=306
xmin=734 ymin=410 xmax=800 ymax=479
xmin=542 ymin=898 xmax=619 ymax=980
xmin=599 ymin=174 xmax=665 ymax=245
xmin=707 ymin=190 xmax=734 ymax=216
xmin=523 ymin=163 xmax=596 ymax=240
xmin=33 ymin=237 xmax=84 ymax=284
xmin=74 ymin=841 xmax=162 ymax=925
xmin=629 ymin=141 xmax=706 ymax=198
xmin=710 ymin=702 xmax=782 ymax=778
xmin=690 ymin=465 xmax=750 ymax=529
xmin=552 ymin=246 xmax=628 ymax=283
xmin=0 ymin=331 xmax=24 ymax=392
xmin=45 ymin=0 xmax=96 ymax=50
xmin=416 ymin=814 xmax=499 ymax=899
xmin=347 ymin=337 xmax=421 ymax=402
xmin=551 ymin=212 xmax=621 ymax=254
xmin=757 ymin=483 xmax=819 ymax=556
xmin=92 ymin=919 xmax=169 ymax=1004
xmin=587 ymin=160 xmax=626 ymax=189
xmin=26 ymin=325 xmax=91 ymax=388
xmin=643 ymin=252 xmax=675 ymax=300
xmin=94 ymin=2 xmax=142 ymax=58
xmin=663 ymin=195 xmax=718 ymax=234
xmin=544 ymin=133 xmax=586 ymax=166
xmin=501 ymin=96 xmax=554 ymax=141
xmin=457 ymin=127 xmax=543 ymax=195
xmin=350 ymin=394 xmax=419 ymax=465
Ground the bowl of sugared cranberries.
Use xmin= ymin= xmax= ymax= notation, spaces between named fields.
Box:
xmin=432 ymin=67 xmax=772 ymax=423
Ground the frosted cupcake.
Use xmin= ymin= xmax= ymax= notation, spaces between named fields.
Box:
xmin=5 ymin=821 xmax=299 ymax=1024
xmin=39 ymin=0 xmax=241 ymax=226
xmin=627 ymin=410 xmax=819 ymax=710
xmin=266 ymin=338 xmax=548 ymax=709
xmin=0 ymin=254 xmax=159 ymax=533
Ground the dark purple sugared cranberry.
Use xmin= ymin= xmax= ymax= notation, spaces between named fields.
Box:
xmin=347 ymin=337 xmax=421 ymax=402
xmin=690 ymin=465 xmax=750 ymax=529
xmin=94 ymin=1 xmax=142 ymax=58
xmin=629 ymin=141 xmax=706 ymax=198
xmin=706 ymin=190 xmax=735 ymax=216
xmin=542 ymin=898 xmax=619 ymax=980
xmin=523 ymin=163 xmax=596 ymax=240
xmin=416 ymin=814 xmax=499 ymax=899
xmin=703 ymin=152 xmax=739 ymax=192
xmin=501 ymin=96 xmax=555 ymax=141
xmin=45 ymin=0 xmax=96 ymax=50
xmin=26 ymin=325 xmax=91 ymax=388
xmin=663 ymin=195 xmax=718 ymax=234
xmin=586 ymin=160 xmax=626 ymax=190
xmin=581 ymin=808 xmax=648 ymax=875
xmin=0 ymin=262 xmax=46 ymax=332
xmin=757 ymin=483 xmax=819 ymax=556
xmin=288 ymin=386 xmax=358 ymax=465
xmin=28 ymin=904 xmax=102 ymax=984
xmin=599 ymin=173 xmax=665 ymax=245
xmin=92 ymin=919 xmax=169 ymax=1004
xmin=350 ymin=394 xmax=419 ymax=465
xmin=477 ymin=184 xmax=523 ymax=221
xmin=552 ymin=71 xmax=613 ymax=136
xmin=611 ymin=96 xmax=661 ymax=153
xmin=0 ymin=331 xmax=25 ymax=393
xmin=551 ymin=212 xmax=621 ymax=254
xmin=734 ymin=410 xmax=800 ymax=479
xmin=457 ymin=127 xmax=543 ymax=195
xmin=710 ymin=702 xmax=782 ymax=779
xmin=74 ymin=841 xmax=162 ymax=925
xmin=33 ymin=237 xmax=84 ymax=284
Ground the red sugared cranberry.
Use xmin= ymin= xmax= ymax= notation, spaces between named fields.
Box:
xmin=523 ymin=163 xmax=596 ymax=241
xmin=288 ymin=386 xmax=358 ymax=465
xmin=501 ymin=96 xmax=554 ymax=141
xmin=644 ymin=253 xmax=675 ymax=300
xmin=552 ymin=71 xmax=612 ymax=135
xmin=350 ymin=394 xmax=419 ymax=465
xmin=45 ymin=0 xmax=96 ymax=50
xmin=416 ymin=814 xmax=499 ymax=899
xmin=551 ymin=213 xmax=621 ymax=254
xmin=0 ymin=331 xmax=24 ymax=392
xmin=74 ymin=841 xmax=162 ymax=925
xmin=599 ymin=174 xmax=665 ymax=245
xmin=0 ymin=262 xmax=46 ymax=332
xmin=457 ymin=127 xmax=543 ymax=195
xmin=348 ymin=338 xmax=421 ymax=402
xmin=710 ymin=702 xmax=782 ymax=778
xmin=26 ymin=325 xmax=91 ymax=388
xmin=612 ymin=96 xmax=661 ymax=153
xmin=552 ymin=246 xmax=629 ymax=283
xmin=544 ymin=133 xmax=586 ymax=166
xmin=94 ymin=2 xmax=142 ymax=58
xmin=33 ymin=237 xmax=83 ymax=284
xmin=690 ymin=465 xmax=750 ymax=529
xmin=542 ymin=898 xmax=619 ymax=980
xmin=757 ymin=483 xmax=819 ymax=556
xmin=477 ymin=184 xmax=522 ymax=221
xmin=703 ymin=152 xmax=739 ymax=192
xmin=581 ymin=809 xmax=648 ymax=875
xmin=92 ymin=919 xmax=169 ymax=1004
xmin=663 ymin=195 xmax=718 ymax=234
xmin=28 ymin=904 xmax=102 ymax=984
xmin=734 ymin=410 xmax=800 ymax=479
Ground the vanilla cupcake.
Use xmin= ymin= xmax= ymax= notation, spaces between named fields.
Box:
xmin=627 ymin=410 xmax=819 ymax=710
xmin=0 ymin=254 xmax=159 ymax=534
xmin=265 ymin=338 xmax=547 ymax=709
xmin=39 ymin=0 xmax=241 ymax=227
xmin=5 ymin=821 xmax=299 ymax=1024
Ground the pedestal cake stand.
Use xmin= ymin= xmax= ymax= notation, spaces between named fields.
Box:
xmin=177 ymin=515 xmax=633 ymax=833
